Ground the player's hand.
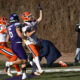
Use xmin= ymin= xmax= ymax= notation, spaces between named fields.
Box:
xmin=22 ymin=39 xmax=27 ymax=44
xmin=38 ymin=3 xmax=42 ymax=10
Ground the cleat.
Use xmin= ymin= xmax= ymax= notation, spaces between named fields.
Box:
xmin=4 ymin=68 xmax=13 ymax=77
xmin=59 ymin=61 xmax=67 ymax=67
xmin=5 ymin=61 xmax=12 ymax=67
xmin=16 ymin=72 xmax=22 ymax=76
xmin=32 ymin=72 xmax=40 ymax=76
xmin=38 ymin=70 xmax=44 ymax=75
xmin=22 ymin=73 xmax=27 ymax=80
xmin=7 ymin=72 xmax=13 ymax=77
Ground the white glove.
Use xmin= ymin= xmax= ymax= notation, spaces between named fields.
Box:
xmin=79 ymin=26 xmax=80 ymax=29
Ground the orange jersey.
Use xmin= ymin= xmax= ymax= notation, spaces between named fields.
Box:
xmin=0 ymin=17 xmax=20 ymax=73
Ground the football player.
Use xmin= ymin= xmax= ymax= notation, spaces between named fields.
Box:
xmin=6 ymin=13 xmax=28 ymax=80
xmin=21 ymin=4 xmax=43 ymax=75
xmin=0 ymin=17 xmax=21 ymax=77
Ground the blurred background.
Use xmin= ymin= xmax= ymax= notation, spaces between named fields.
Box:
xmin=0 ymin=0 xmax=80 ymax=62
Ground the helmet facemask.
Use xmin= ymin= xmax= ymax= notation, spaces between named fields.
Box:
xmin=21 ymin=12 xmax=34 ymax=22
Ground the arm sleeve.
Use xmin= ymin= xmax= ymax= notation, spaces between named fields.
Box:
xmin=15 ymin=22 xmax=21 ymax=28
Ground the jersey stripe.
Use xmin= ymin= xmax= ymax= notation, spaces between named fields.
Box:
xmin=27 ymin=45 xmax=36 ymax=57
xmin=1 ymin=49 xmax=13 ymax=56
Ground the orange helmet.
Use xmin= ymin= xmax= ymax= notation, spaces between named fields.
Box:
xmin=0 ymin=17 xmax=8 ymax=26
xmin=21 ymin=12 xmax=32 ymax=22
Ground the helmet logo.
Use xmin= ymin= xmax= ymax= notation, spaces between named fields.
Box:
xmin=9 ymin=13 xmax=19 ymax=22
xmin=10 ymin=17 xmax=14 ymax=20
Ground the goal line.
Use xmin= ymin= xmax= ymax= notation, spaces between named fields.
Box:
xmin=0 ymin=68 xmax=80 ymax=74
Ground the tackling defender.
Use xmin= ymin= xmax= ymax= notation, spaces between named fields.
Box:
xmin=21 ymin=4 xmax=43 ymax=75
xmin=0 ymin=17 xmax=21 ymax=76
xmin=5 ymin=13 xmax=27 ymax=80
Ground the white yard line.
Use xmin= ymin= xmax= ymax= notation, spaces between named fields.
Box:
xmin=0 ymin=68 xmax=80 ymax=74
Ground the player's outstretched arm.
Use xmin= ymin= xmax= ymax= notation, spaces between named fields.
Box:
xmin=37 ymin=4 xmax=42 ymax=23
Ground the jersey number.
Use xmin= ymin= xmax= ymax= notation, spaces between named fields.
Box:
xmin=9 ymin=32 xmax=13 ymax=38
xmin=8 ymin=27 xmax=13 ymax=38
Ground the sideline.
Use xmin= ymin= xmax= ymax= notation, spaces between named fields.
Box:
xmin=0 ymin=68 xmax=80 ymax=74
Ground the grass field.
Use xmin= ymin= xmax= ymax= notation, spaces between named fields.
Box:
xmin=29 ymin=72 xmax=80 ymax=80
xmin=1 ymin=72 xmax=80 ymax=80
xmin=0 ymin=62 xmax=80 ymax=80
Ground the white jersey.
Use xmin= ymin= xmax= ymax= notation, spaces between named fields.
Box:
xmin=0 ymin=25 xmax=7 ymax=42
xmin=22 ymin=21 xmax=38 ymax=45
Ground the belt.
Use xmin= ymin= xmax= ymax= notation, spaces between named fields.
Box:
xmin=16 ymin=42 xmax=22 ymax=43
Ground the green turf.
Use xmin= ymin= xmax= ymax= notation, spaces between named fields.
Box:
xmin=0 ymin=61 xmax=80 ymax=80
xmin=0 ymin=61 xmax=5 ymax=69
xmin=1 ymin=72 xmax=80 ymax=80
xmin=27 ymin=72 xmax=80 ymax=80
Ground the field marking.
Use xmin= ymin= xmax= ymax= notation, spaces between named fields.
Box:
xmin=0 ymin=68 xmax=80 ymax=74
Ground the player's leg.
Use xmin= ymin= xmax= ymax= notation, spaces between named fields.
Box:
xmin=5 ymin=43 xmax=27 ymax=79
xmin=74 ymin=48 xmax=80 ymax=65
xmin=27 ymin=44 xmax=43 ymax=74
xmin=31 ymin=61 xmax=41 ymax=75
xmin=0 ymin=48 xmax=14 ymax=77
xmin=75 ymin=48 xmax=80 ymax=60
xmin=9 ymin=55 xmax=21 ymax=76
xmin=3 ymin=47 xmax=21 ymax=74
xmin=6 ymin=56 xmax=27 ymax=79
xmin=6 ymin=43 xmax=27 ymax=65
xmin=0 ymin=46 xmax=21 ymax=76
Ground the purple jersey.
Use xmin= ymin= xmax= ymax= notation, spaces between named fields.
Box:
xmin=7 ymin=22 xmax=22 ymax=43
xmin=7 ymin=22 xmax=27 ymax=59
